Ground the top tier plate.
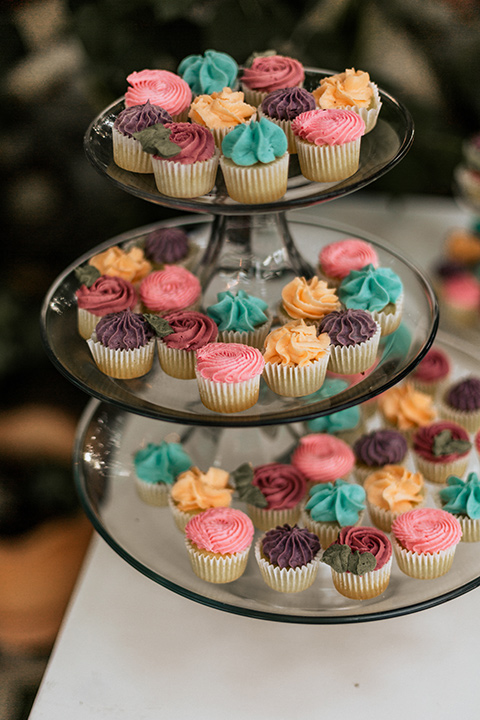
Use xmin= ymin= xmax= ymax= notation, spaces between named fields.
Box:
xmin=84 ymin=68 xmax=414 ymax=215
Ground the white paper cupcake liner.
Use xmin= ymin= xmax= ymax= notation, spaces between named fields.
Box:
xmin=456 ymin=516 xmax=480 ymax=543
xmin=134 ymin=477 xmax=170 ymax=507
xmin=167 ymin=494 xmax=199 ymax=532
xmin=413 ymin=453 xmax=470 ymax=485
xmin=351 ymin=83 xmax=382 ymax=134
xmin=152 ymin=150 xmax=219 ymax=198
xmin=411 ymin=377 xmax=449 ymax=398
xmin=216 ymin=316 xmax=272 ymax=350
xmin=185 ymin=538 xmax=251 ymax=583
xmin=330 ymin=556 xmax=392 ymax=600
xmin=246 ymin=503 xmax=301 ymax=532
xmin=219 ymin=153 xmax=289 ymax=204
xmin=87 ymin=336 xmax=155 ymax=379
xmin=263 ymin=351 xmax=330 ymax=398
xmin=327 ymin=323 xmax=381 ymax=375
xmin=112 ymin=128 xmax=154 ymax=173
xmin=295 ymin=137 xmax=361 ymax=183
xmin=392 ymin=537 xmax=458 ymax=579
xmin=203 ymin=114 xmax=257 ymax=152
xmin=371 ymin=294 xmax=404 ymax=336
xmin=257 ymin=109 xmax=296 ymax=153
xmin=437 ymin=398 xmax=480 ymax=434
xmin=157 ymin=341 xmax=197 ymax=379
xmin=77 ymin=308 xmax=102 ymax=340
xmin=300 ymin=507 xmax=364 ymax=549
xmin=254 ymin=538 xmax=321 ymax=593
xmin=196 ymin=372 xmax=261 ymax=413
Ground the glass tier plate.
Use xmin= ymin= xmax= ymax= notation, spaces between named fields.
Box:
xmin=41 ymin=215 xmax=438 ymax=426
xmin=74 ymin=330 xmax=480 ymax=623
xmin=84 ymin=68 xmax=413 ymax=215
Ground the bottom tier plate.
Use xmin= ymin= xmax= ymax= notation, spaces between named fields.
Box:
xmin=74 ymin=330 xmax=480 ymax=623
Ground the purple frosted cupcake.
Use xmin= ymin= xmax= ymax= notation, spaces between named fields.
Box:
xmin=144 ymin=227 xmax=190 ymax=266
xmin=87 ymin=309 xmax=156 ymax=378
xmin=353 ymin=429 xmax=408 ymax=483
xmin=113 ymin=100 xmax=173 ymax=173
xmin=158 ymin=310 xmax=218 ymax=379
xmin=255 ymin=524 xmax=321 ymax=593
xmin=317 ymin=308 xmax=381 ymax=374
xmin=439 ymin=377 xmax=480 ymax=433
xmin=259 ymin=87 xmax=316 ymax=153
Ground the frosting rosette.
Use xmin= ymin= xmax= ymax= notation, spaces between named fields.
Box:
xmin=261 ymin=524 xmax=320 ymax=569
xmin=338 ymin=263 xmax=403 ymax=312
xmin=260 ymin=87 xmax=315 ymax=121
xmin=189 ymin=88 xmax=255 ymax=130
xmin=195 ymin=342 xmax=264 ymax=383
xmin=221 ymin=117 xmax=287 ymax=166
xmin=161 ymin=310 xmax=218 ymax=351
xmin=161 ymin=122 xmax=216 ymax=165
xmin=206 ymin=290 xmax=269 ymax=332
xmin=171 ymin=466 xmax=232 ymax=513
xmin=318 ymin=308 xmax=378 ymax=346
xmin=392 ymin=508 xmax=462 ymax=554
xmin=292 ymin=108 xmax=365 ymax=146
xmin=335 ymin=525 xmax=392 ymax=570
xmin=440 ymin=472 xmax=480 ymax=520
xmin=125 ymin=69 xmax=192 ymax=117
xmin=413 ymin=421 xmax=471 ymax=463
xmin=305 ymin=479 xmax=366 ymax=525
xmin=313 ymin=69 xmax=374 ymax=109
xmin=144 ymin=227 xmax=189 ymax=264
xmin=76 ymin=275 xmax=137 ymax=316
xmin=412 ymin=347 xmax=451 ymax=385
xmin=185 ymin=506 xmax=254 ymax=554
xmin=364 ymin=464 xmax=425 ymax=514
xmin=139 ymin=265 xmax=201 ymax=313
xmin=291 ymin=433 xmax=355 ymax=483
xmin=281 ymin=276 xmax=340 ymax=321
xmin=242 ymin=55 xmax=304 ymax=93
xmin=263 ymin=320 xmax=330 ymax=367
xmin=94 ymin=309 xmax=154 ymax=350
xmin=354 ymin=429 xmax=408 ymax=468
xmin=134 ymin=441 xmax=192 ymax=485
xmin=178 ymin=50 xmax=238 ymax=95
xmin=252 ymin=462 xmax=307 ymax=510
xmin=113 ymin=100 xmax=172 ymax=137
xmin=88 ymin=245 xmax=152 ymax=284
xmin=446 ymin=377 xmax=480 ymax=411
xmin=378 ymin=382 xmax=437 ymax=432
xmin=318 ymin=238 xmax=378 ymax=281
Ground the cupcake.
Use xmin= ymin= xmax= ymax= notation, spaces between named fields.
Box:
xmin=112 ymin=101 xmax=173 ymax=173
xmin=88 ymin=245 xmax=152 ymax=285
xmin=306 ymin=378 xmax=362 ymax=443
xmin=280 ymin=275 xmax=340 ymax=324
xmin=321 ymin=526 xmax=392 ymax=600
xmin=124 ymin=69 xmax=192 ymax=121
xmin=412 ymin=421 xmax=471 ymax=484
xmin=75 ymin=269 xmax=137 ymax=340
xmin=133 ymin=440 xmax=192 ymax=506
xmin=301 ymin=479 xmax=366 ymax=549
xmin=445 ymin=226 xmax=480 ymax=266
xmin=255 ymin=524 xmax=321 ymax=593
xmin=353 ymin=429 xmax=408 ymax=483
xmin=188 ymin=87 xmax=256 ymax=150
xmin=317 ymin=308 xmax=381 ymax=374
xmin=205 ymin=289 xmax=271 ymax=349
xmin=438 ymin=472 xmax=480 ymax=542
xmin=185 ymin=507 xmax=254 ymax=583
xmin=258 ymin=87 xmax=315 ymax=153
xmin=378 ymin=382 xmax=437 ymax=438
xmin=195 ymin=342 xmax=265 ymax=413
xmin=262 ymin=319 xmax=331 ymax=397
xmin=317 ymin=238 xmax=379 ymax=286
xmin=363 ymin=464 xmax=425 ymax=533
xmin=437 ymin=273 xmax=480 ymax=327
xmin=291 ymin=433 xmax=355 ymax=484
xmin=292 ymin=108 xmax=365 ymax=182
xmin=439 ymin=377 xmax=480 ymax=433
xmin=178 ymin=50 xmax=238 ymax=95
xmin=219 ymin=117 xmax=289 ymax=204
xmin=392 ymin=508 xmax=462 ymax=579
xmin=143 ymin=227 xmax=192 ymax=269
xmin=139 ymin=265 xmax=201 ymax=315
xmin=157 ymin=310 xmax=218 ymax=379
xmin=169 ymin=465 xmax=233 ymax=531
xmin=338 ymin=263 xmax=403 ymax=335
xmin=86 ymin=309 xmax=156 ymax=379
xmin=410 ymin=347 xmax=452 ymax=396
xmin=240 ymin=53 xmax=305 ymax=106
xmin=312 ymin=68 xmax=381 ymax=133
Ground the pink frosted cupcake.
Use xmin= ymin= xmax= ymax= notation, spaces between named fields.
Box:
xmin=139 ymin=265 xmax=201 ymax=315
xmin=291 ymin=433 xmax=355 ymax=484
xmin=185 ymin=507 xmax=255 ymax=583
xmin=157 ymin=310 xmax=218 ymax=379
xmin=124 ymin=69 xmax=192 ymax=121
xmin=75 ymin=272 xmax=138 ymax=340
xmin=195 ymin=342 xmax=265 ymax=413
xmin=438 ymin=273 xmax=480 ymax=327
xmin=112 ymin=101 xmax=172 ymax=173
xmin=292 ymin=108 xmax=365 ymax=182
xmin=241 ymin=54 xmax=305 ymax=106
xmin=410 ymin=347 xmax=451 ymax=396
xmin=412 ymin=421 xmax=471 ymax=484
xmin=392 ymin=508 xmax=462 ymax=579
xmin=318 ymin=238 xmax=379 ymax=286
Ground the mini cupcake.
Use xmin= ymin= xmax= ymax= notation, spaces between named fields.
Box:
xmin=133 ymin=440 xmax=192 ymax=506
xmin=317 ymin=238 xmax=379 ymax=287
xmin=185 ymin=507 xmax=254 ymax=584
xmin=178 ymin=50 xmax=238 ymax=95
xmin=195 ymin=342 xmax=265 ymax=413
xmin=255 ymin=524 xmax=321 ymax=593
xmin=188 ymin=87 xmax=256 ymax=150
xmin=392 ymin=508 xmax=462 ymax=579
xmin=363 ymin=464 xmax=425 ymax=533
xmin=157 ymin=310 xmax=218 ymax=379
xmin=378 ymin=382 xmax=437 ymax=438
xmin=353 ymin=429 xmax=408 ymax=483
xmin=306 ymin=378 xmax=363 ymax=444
xmin=301 ymin=479 xmax=366 ymax=549
xmin=87 ymin=309 xmax=156 ymax=379
xmin=437 ymin=273 xmax=480 ymax=327
xmin=317 ymin=308 xmax=381 ymax=374
xmin=439 ymin=377 xmax=480 ymax=433
xmin=124 ymin=69 xmax=192 ymax=121
xmin=291 ymin=433 xmax=355 ymax=484
xmin=206 ymin=289 xmax=271 ymax=349
xmin=143 ymin=227 xmax=192 ymax=269
xmin=338 ymin=263 xmax=403 ymax=335
xmin=262 ymin=319 xmax=331 ymax=397
xmin=139 ymin=265 xmax=201 ymax=315
xmin=438 ymin=471 xmax=480 ymax=542
xmin=292 ymin=108 xmax=365 ymax=182
xmin=444 ymin=226 xmax=480 ymax=266
xmin=112 ymin=101 xmax=173 ymax=173
xmin=412 ymin=421 xmax=471 ymax=484
xmin=88 ymin=245 xmax=152 ymax=285
xmin=241 ymin=54 xmax=305 ymax=106
xmin=75 ymin=269 xmax=137 ymax=340
xmin=410 ymin=347 xmax=451 ymax=396
xmin=312 ymin=68 xmax=381 ymax=133
xmin=219 ymin=117 xmax=289 ymax=204
xmin=321 ymin=526 xmax=392 ymax=600
xmin=169 ymin=465 xmax=233 ymax=531
xmin=258 ymin=87 xmax=315 ymax=153
xmin=280 ymin=275 xmax=340 ymax=324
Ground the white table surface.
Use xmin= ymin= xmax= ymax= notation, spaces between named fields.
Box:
xmin=30 ymin=194 xmax=479 ymax=720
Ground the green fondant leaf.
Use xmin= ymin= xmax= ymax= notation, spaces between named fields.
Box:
xmin=321 ymin=543 xmax=351 ymax=573
xmin=75 ymin=264 xmax=100 ymax=287
xmin=231 ymin=462 xmax=268 ymax=508
xmin=133 ymin=125 xmax=180 ymax=157
xmin=433 ymin=429 xmax=471 ymax=457
xmin=348 ymin=549 xmax=376 ymax=576
xmin=143 ymin=313 xmax=174 ymax=337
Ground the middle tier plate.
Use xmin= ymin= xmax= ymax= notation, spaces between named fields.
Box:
xmin=41 ymin=214 xmax=438 ymax=427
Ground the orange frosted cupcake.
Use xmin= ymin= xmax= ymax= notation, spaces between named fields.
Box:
xmin=168 ymin=465 xmax=233 ymax=532
xmin=364 ymin=464 xmax=426 ymax=533
xmin=88 ymin=245 xmax=152 ymax=285
xmin=312 ymin=68 xmax=381 ymax=133
xmin=378 ymin=382 xmax=437 ymax=439
xmin=189 ymin=87 xmax=256 ymax=150
xmin=280 ymin=275 xmax=340 ymax=324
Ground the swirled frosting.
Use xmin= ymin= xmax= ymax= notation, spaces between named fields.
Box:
xmin=189 ymin=87 xmax=255 ymax=129
xmin=195 ymin=342 xmax=265 ymax=383
xmin=440 ymin=472 xmax=480 ymax=519
xmin=161 ymin=310 xmax=218 ymax=351
xmin=446 ymin=377 xmax=480 ymax=411
xmin=160 ymin=122 xmax=215 ymax=165
xmin=125 ymin=69 xmax=192 ymax=116
xmin=94 ymin=309 xmax=154 ymax=350
xmin=442 ymin=274 xmax=480 ymax=309
xmin=171 ymin=466 xmax=232 ymax=512
xmin=185 ymin=506 xmax=254 ymax=554
xmin=139 ymin=265 xmax=201 ymax=313
xmin=353 ymin=429 xmax=408 ymax=468
xmin=412 ymin=347 xmax=451 ymax=384
xmin=134 ymin=441 xmax=192 ymax=485
xmin=319 ymin=238 xmax=379 ymax=280
xmin=206 ymin=290 xmax=268 ymax=332
xmin=113 ymin=100 xmax=172 ymax=137
xmin=89 ymin=246 xmax=152 ymax=284
xmin=318 ymin=309 xmax=378 ymax=346
xmin=178 ymin=50 xmax=238 ymax=95
xmin=242 ymin=55 xmax=304 ymax=92
xmin=291 ymin=108 xmax=365 ymax=146
xmin=291 ymin=433 xmax=355 ymax=483
xmin=144 ymin=227 xmax=189 ymax=264
xmin=252 ymin=462 xmax=307 ymax=510
xmin=378 ymin=382 xmax=437 ymax=431
xmin=260 ymin=87 xmax=315 ymax=121
xmin=263 ymin=319 xmax=330 ymax=367
xmin=335 ymin=525 xmax=392 ymax=570
xmin=221 ymin=117 xmax=287 ymax=166
xmin=364 ymin=464 xmax=424 ymax=513
xmin=261 ymin=524 xmax=320 ymax=569
xmin=392 ymin=508 xmax=462 ymax=553
xmin=76 ymin=275 xmax=137 ymax=316
xmin=281 ymin=276 xmax=340 ymax=320
xmin=338 ymin=264 xmax=403 ymax=312
xmin=413 ymin=421 xmax=471 ymax=463
xmin=305 ymin=479 xmax=366 ymax=525
xmin=313 ymin=68 xmax=374 ymax=109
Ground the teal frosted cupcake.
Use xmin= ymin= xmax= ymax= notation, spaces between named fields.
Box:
xmin=133 ymin=440 xmax=192 ymax=506
xmin=300 ymin=479 xmax=366 ymax=549
xmin=438 ymin=471 xmax=480 ymax=542
xmin=206 ymin=289 xmax=271 ymax=349
xmin=338 ymin=263 xmax=404 ymax=335
xmin=177 ymin=50 xmax=238 ymax=95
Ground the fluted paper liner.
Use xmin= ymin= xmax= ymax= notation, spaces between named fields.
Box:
xmin=134 ymin=477 xmax=170 ymax=507
xmin=327 ymin=323 xmax=381 ymax=375
xmin=78 ymin=308 xmax=101 ymax=340
xmin=168 ymin=494 xmax=200 ymax=532
xmin=152 ymin=150 xmax=219 ymax=199
xmin=263 ymin=351 xmax=330 ymax=398
xmin=413 ymin=453 xmax=469 ymax=485
xmin=217 ymin=315 xmax=272 ymax=350
xmin=196 ymin=373 xmax=261 ymax=413
xmin=300 ymin=506 xmax=365 ymax=549
xmin=87 ymin=336 xmax=155 ymax=378
xmin=392 ymin=537 xmax=458 ymax=579
xmin=112 ymin=128 xmax=153 ymax=173
xmin=246 ymin=503 xmax=301 ymax=532
xmin=295 ymin=137 xmax=361 ymax=183
xmin=157 ymin=341 xmax=197 ymax=379
xmin=219 ymin=153 xmax=289 ymax=204
xmin=437 ymin=398 xmax=480 ymax=434
xmin=254 ymin=538 xmax=321 ymax=593
xmin=257 ymin=109 xmax=297 ymax=153
xmin=185 ymin=538 xmax=251 ymax=583
xmin=372 ymin=294 xmax=404 ymax=336
xmin=330 ymin=556 xmax=392 ymax=600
